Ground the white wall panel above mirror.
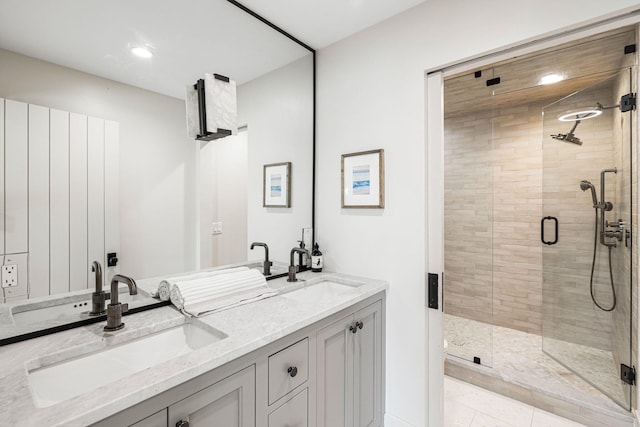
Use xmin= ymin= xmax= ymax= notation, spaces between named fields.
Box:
xmin=28 ymin=104 xmax=50 ymax=299
xmin=49 ymin=109 xmax=71 ymax=296
xmin=0 ymin=101 xmax=4 ymax=255
xmin=5 ymin=100 xmax=28 ymax=255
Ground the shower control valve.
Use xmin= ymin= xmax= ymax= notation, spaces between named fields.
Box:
xmin=603 ymin=219 xmax=625 ymax=243
xmin=606 ymin=219 xmax=625 ymax=229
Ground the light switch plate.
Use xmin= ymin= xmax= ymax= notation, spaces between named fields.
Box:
xmin=212 ymin=222 xmax=223 ymax=235
xmin=302 ymin=227 xmax=312 ymax=250
xmin=2 ymin=265 xmax=18 ymax=288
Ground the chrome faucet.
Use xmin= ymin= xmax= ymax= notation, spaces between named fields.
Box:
xmin=250 ymin=242 xmax=272 ymax=276
xmin=104 ymin=274 xmax=138 ymax=331
xmin=89 ymin=261 xmax=108 ymax=316
xmin=288 ymin=247 xmax=309 ymax=282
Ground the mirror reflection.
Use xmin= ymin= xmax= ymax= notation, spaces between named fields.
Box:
xmin=0 ymin=0 xmax=314 ymax=340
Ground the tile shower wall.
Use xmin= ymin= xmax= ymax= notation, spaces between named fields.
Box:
xmin=541 ymin=86 xmax=616 ymax=351
xmin=444 ymin=86 xmax=618 ymax=349
xmin=444 ymin=110 xmax=494 ymax=326
xmin=445 ymin=101 xmax=545 ymax=335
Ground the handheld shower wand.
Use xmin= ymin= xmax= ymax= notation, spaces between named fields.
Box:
xmin=580 ymin=180 xmax=597 ymax=208
xmin=580 ymin=170 xmax=618 ymax=312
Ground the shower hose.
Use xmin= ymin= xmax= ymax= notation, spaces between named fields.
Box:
xmin=589 ymin=208 xmax=616 ymax=311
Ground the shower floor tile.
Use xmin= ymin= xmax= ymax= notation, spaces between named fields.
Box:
xmin=444 ymin=314 xmax=632 ymax=424
xmin=445 ymin=376 xmax=586 ymax=427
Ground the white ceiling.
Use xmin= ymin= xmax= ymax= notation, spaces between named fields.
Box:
xmin=237 ymin=0 xmax=427 ymax=49
xmin=0 ymin=0 xmax=426 ymax=99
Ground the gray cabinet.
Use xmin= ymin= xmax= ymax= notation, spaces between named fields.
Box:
xmin=94 ymin=294 xmax=384 ymax=427
xmin=316 ymin=301 xmax=383 ymax=427
xmin=169 ymin=365 xmax=255 ymax=427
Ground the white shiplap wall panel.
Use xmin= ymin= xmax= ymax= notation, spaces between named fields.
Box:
xmin=87 ymin=117 xmax=105 ymax=289
xmin=0 ymin=99 xmax=5 ymax=255
xmin=69 ymin=113 xmax=88 ymax=291
xmin=50 ymin=109 xmax=70 ymax=295
xmin=104 ymin=120 xmax=120 ymax=283
xmin=28 ymin=104 xmax=50 ymax=298
xmin=4 ymin=99 xmax=28 ymax=255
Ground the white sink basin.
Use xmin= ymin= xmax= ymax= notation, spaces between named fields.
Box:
xmin=11 ymin=289 xmax=150 ymax=327
xmin=27 ymin=322 xmax=225 ymax=407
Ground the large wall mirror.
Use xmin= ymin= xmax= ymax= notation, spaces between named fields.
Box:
xmin=0 ymin=0 xmax=314 ymax=341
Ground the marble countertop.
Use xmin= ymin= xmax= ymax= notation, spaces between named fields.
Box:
xmin=0 ymin=270 xmax=387 ymax=426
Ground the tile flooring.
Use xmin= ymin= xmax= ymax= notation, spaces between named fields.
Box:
xmin=444 ymin=313 xmax=630 ymax=418
xmin=444 ymin=376 xmax=586 ymax=426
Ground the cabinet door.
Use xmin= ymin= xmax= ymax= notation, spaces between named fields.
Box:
xmin=316 ymin=314 xmax=353 ymax=427
xmin=353 ymin=301 xmax=383 ymax=427
xmin=169 ymin=365 xmax=255 ymax=427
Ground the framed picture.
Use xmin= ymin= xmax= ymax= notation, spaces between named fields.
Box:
xmin=341 ymin=149 xmax=385 ymax=208
xmin=263 ymin=162 xmax=291 ymax=207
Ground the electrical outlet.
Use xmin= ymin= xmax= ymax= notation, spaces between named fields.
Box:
xmin=212 ymin=222 xmax=223 ymax=235
xmin=2 ymin=265 xmax=18 ymax=288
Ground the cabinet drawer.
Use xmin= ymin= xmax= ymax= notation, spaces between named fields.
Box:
xmin=130 ymin=409 xmax=167 ymax=427
xmin=268 ymin=337 xmax=309 ymax=404
xmin=269 ymin=388 xmax=308 ymax=427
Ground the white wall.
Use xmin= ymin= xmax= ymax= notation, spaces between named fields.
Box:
xmin=238 ymin=55 xmax=314 ymax=264
xmin=200 ymin=131 xmax=249 ymax=268
xmin=0 ymin=48 xmax=196 ymax=279
xmin=315 ymin=1 xmax=640 ymax=425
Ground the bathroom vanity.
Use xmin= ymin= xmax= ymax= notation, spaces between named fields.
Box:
xmin=0 ymin=271 xmax=386 ymax=426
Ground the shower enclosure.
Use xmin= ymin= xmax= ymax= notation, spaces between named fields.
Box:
xmin=542 ymin=68 xmax=636 ymax=409
xmin=443 ymin=29 xmax=637 ymax=411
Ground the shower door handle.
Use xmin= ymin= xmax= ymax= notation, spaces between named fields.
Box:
xmin=541 ymin=216 xmax=558 ymax=245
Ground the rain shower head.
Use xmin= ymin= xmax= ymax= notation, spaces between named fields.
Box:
xmin=551 ymin=102 xmax=615 ymax=145
xmin=551 ymin=119 xmax=583 ymax=145
xmin=580 ymin=180 xmax=598 ymax=207
xmin=551 ymin=132 xmax=582 ymax=145
xmin=558 ymin=104 xmax=604 ymax=122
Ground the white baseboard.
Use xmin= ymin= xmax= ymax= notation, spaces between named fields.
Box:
xmin=384 ymin=412 xmax=414 ymax=427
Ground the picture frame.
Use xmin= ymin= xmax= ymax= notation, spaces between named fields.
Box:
xmin=263 ymin=162 xmax=291 ymax=207
xmin=341 ymin=149 xmax=385 ymax=208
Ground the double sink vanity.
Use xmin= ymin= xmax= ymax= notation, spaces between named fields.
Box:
xmin=0 ymin=266 xmax=386 ymax=426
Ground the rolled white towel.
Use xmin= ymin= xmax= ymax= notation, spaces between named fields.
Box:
xmin=170 ymin=269 xmax=277 ymax=317
xmin=154 ymin=267 xmax=249 ymax=300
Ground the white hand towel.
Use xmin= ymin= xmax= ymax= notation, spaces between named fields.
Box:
xmin=170 ymin=269 xmax=277 ymax=317
xmin=154 ymin=267 xmax=249 ymax=300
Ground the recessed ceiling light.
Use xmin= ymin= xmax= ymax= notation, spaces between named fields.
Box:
xmin=130 ymin=46 xmax=153 ymax=59
xmin=538 ymin=73 xmax=564 ymax=85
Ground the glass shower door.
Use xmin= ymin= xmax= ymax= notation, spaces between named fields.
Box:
xmin=541 ymin=68 xmax=635 ymax=410
xmin=443 ymin=73 xmax=494 ymax=367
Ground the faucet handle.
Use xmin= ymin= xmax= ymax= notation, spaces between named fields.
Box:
xmin=121 ymin=303 xmax=129 ymax=314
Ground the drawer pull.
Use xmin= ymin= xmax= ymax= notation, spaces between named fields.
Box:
xmin=287 ymin=366 xmax=298 ymax=377
xmin=350 ymin=321 xmax=364 ymax=334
